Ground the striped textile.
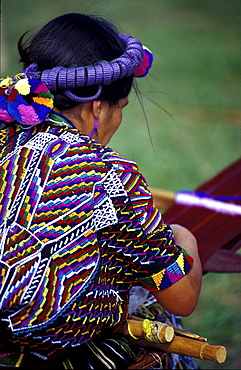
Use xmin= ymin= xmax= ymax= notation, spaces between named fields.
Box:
xmin=0 ymin=112 xmax=193 ymax=365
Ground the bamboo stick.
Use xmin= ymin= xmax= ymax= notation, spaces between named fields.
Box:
xmin=122 ymin=318 xmax=174 ymax=344
xmin=128 ymin=316 xmax=207 ymax=342
xmin=173 ymin=327 xmax=207 ymax=342
xmin=127 ymin=336 xmax=227 ymax=364
xmin=118 ymin=317 xmax=227 ymax=364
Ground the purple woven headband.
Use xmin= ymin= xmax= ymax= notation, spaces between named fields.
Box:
xmin=23 ymin=34 xmax=152 ymax=103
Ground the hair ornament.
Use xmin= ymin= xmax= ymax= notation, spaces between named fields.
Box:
xmin=134 ymin=46 xmax=154 ymax=78
xmin=23 ymin=34 xmax=153 ymax=103
xmin=0 ymin=32 xmax=153 ymax=126
xmin=0 ymin=73 xmax=54 ymax=125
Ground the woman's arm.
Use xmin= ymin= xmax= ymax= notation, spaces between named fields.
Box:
xmin=106 ymin=155 xmax=202 ymax=317
xmin=153 ymin=224 xmax=202 ymax=317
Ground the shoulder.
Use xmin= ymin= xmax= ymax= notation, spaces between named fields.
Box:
xmin=102 ymin=146 xmax=140 ymax=173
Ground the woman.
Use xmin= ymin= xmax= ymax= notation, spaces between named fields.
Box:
xmin=0 ymin=13 xmax=202 ymax=369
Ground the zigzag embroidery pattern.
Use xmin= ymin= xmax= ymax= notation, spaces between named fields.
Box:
xmin=0 ymin=118 xmax=193 ymax=358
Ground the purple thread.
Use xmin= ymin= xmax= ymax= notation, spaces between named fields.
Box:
xmin=94 ymin=64 xmax=105 ymax=85
xmin=25 ymin=34 xmax=144 ymax=92
xmin=75 ymin=68 xmax=86 ymax=87
xmin=64 ymin=85 xmax=102 ymax=102
xmin=178 ymin=190 xmax=241 ymax=202
xmin=23 ymin=64 xmax=40 ymax=79
xmin=21 ymin=33 xmax=150 ymax=104
xmin=87 ymin=66 xmax=96 ymax=85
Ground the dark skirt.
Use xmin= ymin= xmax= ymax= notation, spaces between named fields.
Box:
xmin=0 ymin=295 xmax=199 ymax=369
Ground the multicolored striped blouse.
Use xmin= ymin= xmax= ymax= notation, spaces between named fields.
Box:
xmin=0 ymin=112 xmax=193 ymax=359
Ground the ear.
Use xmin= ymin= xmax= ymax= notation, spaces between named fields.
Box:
xmin=92 ymin=100 xmax=102 ymax=119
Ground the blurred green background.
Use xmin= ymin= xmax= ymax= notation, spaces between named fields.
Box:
xmin=1 ymin=0 xmax=241 ymax=368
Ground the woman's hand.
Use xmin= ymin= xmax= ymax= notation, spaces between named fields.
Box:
xmin=152 ymin=224 xmax=202 ymax=317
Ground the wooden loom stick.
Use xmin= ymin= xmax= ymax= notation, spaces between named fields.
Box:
xmin=149 ymin=188 xmax=175 ymax=210
xmin=162 ymin=158 xmax=241 ymax=264
xmin=120 ymin=318 xmax=226 ymax=364
xmin=150 ymin=158 xmax=241 ymax=272
xmin=150 ymin=189 xmax=241 ymax=272
xmin=127 ymin=336 xmax=227 ymax=364
xmin=173 ymin=327 xmax=207 ymax=342
xmin=129 ymin=315 xmax=207 ymax=342
xmin=122 ymin=318 xmax=175 ymax=344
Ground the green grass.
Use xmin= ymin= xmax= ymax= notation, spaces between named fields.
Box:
xmin=2 ymin=1 xmax=241 ymax=368
xmin=183 ymin=273 xmax=241 ymax=369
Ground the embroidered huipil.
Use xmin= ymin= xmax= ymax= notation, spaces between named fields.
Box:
xmin=0 ymin=113 xmax=193 ymax=359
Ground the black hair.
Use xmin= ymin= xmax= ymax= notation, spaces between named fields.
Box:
xmin=18 ymin=13 xmax=134 ymax=109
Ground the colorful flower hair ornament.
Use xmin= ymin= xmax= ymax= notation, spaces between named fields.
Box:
xmin=0 ymin=73 xmax=54 ymax=126
xmin=134 ymin=46 xmax=154 ymax=78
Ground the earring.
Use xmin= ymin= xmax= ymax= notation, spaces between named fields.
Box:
xmin=89 ymin=116 xmax=100 ymax=138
